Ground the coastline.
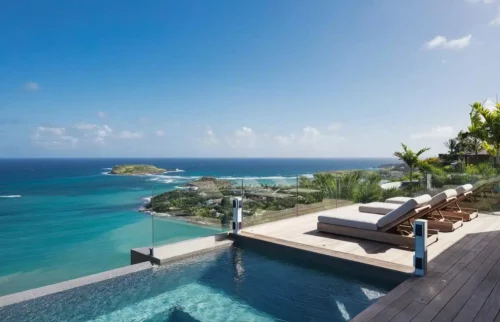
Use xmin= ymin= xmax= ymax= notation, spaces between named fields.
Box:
xmin=139 ymin=209 xmax=224 ymax=228
xmin=136 ymin=161 xmax=405 ymax=229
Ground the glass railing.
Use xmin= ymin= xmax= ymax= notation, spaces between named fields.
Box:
xmin=146 ymin=168 xmax=500 ymax=250
xmin=148 ymin=178 xmax=231 ymax=250
xmin=241 ymin=176 xmax=299 ymax=226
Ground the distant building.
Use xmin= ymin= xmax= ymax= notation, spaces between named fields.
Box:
xmin=463 ymin=149 xmax=492 ymax=165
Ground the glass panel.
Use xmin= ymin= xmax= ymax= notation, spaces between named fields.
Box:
xmin=241 ymin=177 xmax=298 ymax=227
xmin=148 ymin=177 xmax=229 ymax=250
xmin=298 ymin=173 xmax=341 ymax=213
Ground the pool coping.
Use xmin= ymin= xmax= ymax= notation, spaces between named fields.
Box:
xmin=131 ymin=233 xmax=233 ymax=265
xmin=0 ymin=261 xmax=153 ymax=308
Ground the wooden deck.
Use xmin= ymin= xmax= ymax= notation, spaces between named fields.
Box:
xmin=242 ymin=209 xmax=500 ymax=321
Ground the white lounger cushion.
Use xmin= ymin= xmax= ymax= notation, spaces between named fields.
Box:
xmin=385 ymin=196 xmax=411 ymax=204
xmin=317 ymin=205 xmax=380 ymax=230
xmin=359 ymin=202 xmax=398 ymax=215
xmin=385 ymin=189 xmax=457 ymax=206
xmin=318 ymin=194 xmax=432 ymax=231
xmin=361 ymin=189 xmax=457 ymax=217
xmin=456 ymin=184 xmax=473 ymax=195
xmin=430 ymin=189 xmax=457 ymax=206
xmin=377 ymin=194 xmax=431 ymax=228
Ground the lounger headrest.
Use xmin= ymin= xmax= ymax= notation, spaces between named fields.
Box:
xmin=412 ymin=194 xmax=432 ymax=206
xmin=377 ymin=194 xmax=431 ymax=228
xmin=456 ymin=184 xmax=473 ymax=195
xmin=429 ymin=189 xmax=456 ymax=206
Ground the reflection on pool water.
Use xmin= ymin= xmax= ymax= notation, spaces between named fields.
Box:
xmin=0 ymin=244 xmax=406 ymax=322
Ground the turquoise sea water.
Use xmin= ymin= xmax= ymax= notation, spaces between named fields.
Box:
xmin=0 ymin=158 xmax=395 ymax=296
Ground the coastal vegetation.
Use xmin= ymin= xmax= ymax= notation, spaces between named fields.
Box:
xmin=393 ymin=144 xmax=429 ymax=185
xmin=110 ymin=164 xmax=167 ymax=175
xmin=145 ymin=99 xmax=500 ymax=226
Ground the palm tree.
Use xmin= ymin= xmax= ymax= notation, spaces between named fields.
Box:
xmin=468 ymin=101 xmax=500 ymax=167
xmin=393 ymin=143 xmax=430 ymax=185
xmin=444 ymin=138 xmax=459 ymax=156
xmin=457 ymin=130 xmax=482 ymax=163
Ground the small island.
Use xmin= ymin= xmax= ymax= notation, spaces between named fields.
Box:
xmin=110 ymin=164 xmax=167 ymax=175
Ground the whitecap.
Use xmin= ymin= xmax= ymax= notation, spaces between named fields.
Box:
xmin=102 ymin=167 xmax=112 ymax=170
xmin=165 ymin=168 xmax=185 ymax=173
xmin=0 ymin=195 xmax=22 ymax=198
xmin=218 ymin=175 xmax=295 ymax=180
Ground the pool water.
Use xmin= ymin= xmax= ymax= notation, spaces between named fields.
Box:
xmin=0 ymin=245 xmax=406 ymax=322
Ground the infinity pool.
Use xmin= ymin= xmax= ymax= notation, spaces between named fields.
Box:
xmin=0 ymin=244 xmax=406 ymax=322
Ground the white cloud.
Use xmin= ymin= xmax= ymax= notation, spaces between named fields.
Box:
xmin=467 ymin=0 xmax=494 ymax=4
xmin=426 ymin=36 xmax=447 ymax=49
xmin=116 ymin=130 xmax=142 ymax=139
xmin=442 ymin=59 xmax=448 ymax=64
xmin=275 ymin=134 xmax=296 ymax=146
xmin=23 ymin=81 xmax=40 ymax=91
xmin=235 ymin=126 xmax=253 ymax=137
xmin=98 ymin=111 xmax=106 ymax=118
xmin=425 ymin=35 xmax=472 ymax=50
xmin=155 ymin=130 xmax=165 ymax=137
xmin=203 ymin=126 xmax=218 ymax=145
xmin=327 ymin=122 xmax=343 ymax=132
xmin=74 ymin=123 xmax=113 ymax=144
xmin=33 ymin=126 xmax=78 ymax=148
xmin=299 ymin=126 xmax=321 ymax=143
xmin=273 ymin=126 xmax=344 ymax=156
xmin=75 ymin=123 xmax=97 ymax=130
xmin=36 ymin=126 xmax=65 ymax=136
xmin=490 ymin=8 xmax=500 ymax=25
xmin=227 ymin=127 xmax=256 ymax=148
xmin=411 ymin=126 xmax=454 ymax=139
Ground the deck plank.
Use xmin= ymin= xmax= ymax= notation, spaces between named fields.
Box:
xmin=474 ymin=279 xmax=500 ymax=321
xmin=351 ymin=216 xmax=500 ymax=322
xmin=432 ymin=235 xmax=500 ymax=321
xmin=368 ymin=229 xmax=495 ymax=321
xmin=454 ymin=256 xmax=500 ymax=322
xmin=411 ymin=231 xmax=500 ymax=321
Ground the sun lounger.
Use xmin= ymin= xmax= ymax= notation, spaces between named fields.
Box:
xmin=361 ymin=189 xmax=463 ymax=232
xmin=385 ymin=184 xmax=477 ymax=222
xmin=317 ymin=195 xmax=438 ymax=249
xmin=439 ymin=184 xmax=478 ymax=221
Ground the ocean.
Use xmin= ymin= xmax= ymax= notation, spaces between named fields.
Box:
xmin=0 ymin=158 xmax=394 ymax=296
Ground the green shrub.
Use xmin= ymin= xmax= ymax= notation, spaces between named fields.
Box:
xmin=431 ymin=175 xmax=446 ymax=188
xmin=477 ymin=163 xmax=495 ymax=179
xmin=465 ymin=164 xmax=479 ymax=175
xmin=353 ymin=182 xmax=382 ymax=203
xmin=446 ymin=174 xmax=473 ymax=185
xmin=381 ymin=187 xmax=406 ymax=200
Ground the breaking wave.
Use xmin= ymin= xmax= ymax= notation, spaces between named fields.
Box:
xmin=165 ymin=168 xmax=185 ymax=173
xmin=0 ymin=195 xmax=22 ymax=198
xmin=218 ymin=176 xmax=297 ymax=180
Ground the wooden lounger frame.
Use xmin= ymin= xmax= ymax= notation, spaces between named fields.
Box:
xmin=421 ymin=196 xmax=464 ymax=232
xmin=440 ymin=191 xmax=478 ymax=222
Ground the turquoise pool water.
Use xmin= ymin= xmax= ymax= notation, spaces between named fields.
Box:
xmin=0 ymin=244 xmax=406 ymax=322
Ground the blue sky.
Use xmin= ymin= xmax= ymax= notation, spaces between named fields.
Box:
xmin=1 ymin=0 xmax=499 ymax=157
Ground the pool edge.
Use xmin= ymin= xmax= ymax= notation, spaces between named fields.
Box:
xmin=0 ymin=262 xmax=153 ymax=309
xmin=232 ymin=232 xmax=414 ymax=275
